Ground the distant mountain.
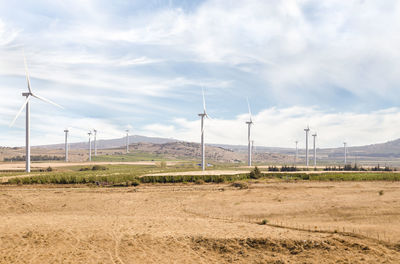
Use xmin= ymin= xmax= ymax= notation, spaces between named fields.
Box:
xmin=115 ymin=141 xmax=291 ymax=163
xmin=32 ymin=134 xmax=400 ymax=162
xmin=323 ymin=139 xmax=400 ymax=158
xmin=34 ymin=135 xmax=179 ymax=150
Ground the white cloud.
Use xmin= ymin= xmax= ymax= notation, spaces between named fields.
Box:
xmin=2 ymin=0 xmax=400 ymax=148
xmin=142 ymin=106 xmax=400 ymax=148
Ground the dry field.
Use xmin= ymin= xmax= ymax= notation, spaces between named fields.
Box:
xmin=1 ymin=181 xmax=400 ymax=263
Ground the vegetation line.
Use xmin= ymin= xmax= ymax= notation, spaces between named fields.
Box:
xmin=3 ymin=165 xmax=400 ymax=185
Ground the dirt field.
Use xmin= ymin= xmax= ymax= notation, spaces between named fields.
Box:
xmin=1 ymin=181 xmax=400 ymax=263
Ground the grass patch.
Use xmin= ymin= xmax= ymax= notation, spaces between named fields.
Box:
xmin=91 ymin=152 xmax=167 ymax=162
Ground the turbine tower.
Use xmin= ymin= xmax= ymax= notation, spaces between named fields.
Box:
xmin=64 ymin=129 xmax=69 ymax=162
xmin=93 ymin=129 xmax=97 ymax=156
xmin=312 ymin=133 xmax=317 ymax=167
xmin=125 ymin=129 xmax=129 ymax=154
xmin=344 ymin=142 xmax=347 ymax=165
xmin=295 ymin=141 xmax=298 ymax=164
xmin=10 ymin=53 xmax=63 ymax=172
xmin=304 ymin=126 xmax=310 ymax=167
xmin=246 ymin=98 xmax=254 ymax=166
xmin=198 ymin=88 xmax=209 ymax=171
xmin=88 ymin=131 xmax=92 ymax=162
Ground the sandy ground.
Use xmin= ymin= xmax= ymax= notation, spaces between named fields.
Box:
xmin=1 ymin=181 xmax=400 ymax=263
xmin=0 ymin=161 xmax=177 ymax=171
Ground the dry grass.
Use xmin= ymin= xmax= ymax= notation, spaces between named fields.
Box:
xmin=1 ymin=181 xmax=400 ymax=263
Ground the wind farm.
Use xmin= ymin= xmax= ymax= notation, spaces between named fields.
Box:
xmin=2 ymin=53 xmax=400 ymax=264
xmin=2 ymin=1 xmax=400 ymax=263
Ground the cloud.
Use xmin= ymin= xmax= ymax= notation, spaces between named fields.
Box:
xmin=142 ymin=106 xmax=400 ymax=148
xmin=1 ymin=0 xmax=400 ymax=148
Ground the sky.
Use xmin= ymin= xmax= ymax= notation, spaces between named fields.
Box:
xmin=1 ymin=0 xmax=400 ymax=148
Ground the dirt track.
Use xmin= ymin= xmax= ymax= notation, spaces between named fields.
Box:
xmin=1 ymin=181 xmax=400 ymax=263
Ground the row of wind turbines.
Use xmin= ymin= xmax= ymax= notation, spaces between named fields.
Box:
xmin=10 ymin=55 xmax=349 ymax=173
xmin=198 ymin=93 xmax=350 ymax=171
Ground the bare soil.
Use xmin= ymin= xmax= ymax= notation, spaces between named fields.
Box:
xmin=1 ymin=181 xmax=400 ymax=263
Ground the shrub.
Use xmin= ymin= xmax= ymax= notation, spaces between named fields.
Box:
xmin=259 ymin=219 xmax=268 ymax=225
xmin=268 ymin=166 xmax=279 ymax=172
xmin=195 ymin=179 xmax=205 ymax=185
xmin=379 ymin=190 xmax=384 ymax=196
xmin=46 ymin=166 xmax=53 ymax=172
xmin=231 ymin=182 xmax=248 ymax=189
xmin=130 ymin=179 xmax=140 ymax=186
xmin=250 ymin=166 xmax=262 ymax=179
xmin=92 ymin=165 xmax=108 ymax=171
xmin=281 ymin=165 xmax=298 ymax=172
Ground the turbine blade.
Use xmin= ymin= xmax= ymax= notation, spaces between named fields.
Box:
xmin=202 ymin=87 xmax=206 ymax=113
xmin=31 ymin=93 xmax=64 ymax=109
xmin=23 ymin=52 xmax=33 ymax=94
xmin=247 ymin=97 xmax=253 ymax=122
xmin=10 ymin=96 xmax=30 ymax=127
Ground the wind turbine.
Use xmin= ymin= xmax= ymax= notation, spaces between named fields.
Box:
xmin=125 ymin=129 xmax=129 ymax=154
xmin=304 ymin=126 xmax=310 ymax=167
xmin=88 ymin=131 xmax=92 ymax=161
xmin=93 ymin=129 xmax=97 ymax=156
xmin=64 ymin=129 xmax=69 ymax=162
xmin=246 ymin=98 xmax=254 ymax=166
xmin=312 ymin=133 xmax=317 ymax=167
xmin=198 ymin=88 xmax=209 ymax=171
xmin=10 ymin=53 xmax=63 ymax=172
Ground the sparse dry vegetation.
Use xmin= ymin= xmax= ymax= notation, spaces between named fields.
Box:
xmin=1 ymin=180 xmax=400 ymax=263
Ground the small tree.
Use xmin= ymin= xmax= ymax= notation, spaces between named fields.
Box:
xmin=250 ymin=166 xmax=262 ymax=179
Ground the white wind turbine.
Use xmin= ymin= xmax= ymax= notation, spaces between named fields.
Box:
xmin=93 ymin=129 xmax=97 ymax=156
xmin=10 ymin=53 xmax=63 ymax=172
xmin=304 ymin=126 xmax=310 ymax=167
xmin=125 ymin=129 xmax=129 ymax=154
xmin=88 ymin=131 xmax=92 ymax=161
xmin=245 ymin=98 xmax=254 ymax=166
xmin=312 ymin=132 xmax=317 ymax=167
xmin=198 ymin=88 xmax=210 ymax=171
xmin=64 ymin=129 xmax=69 ymax=162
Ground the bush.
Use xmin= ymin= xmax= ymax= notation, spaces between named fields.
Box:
xmin=92 ymin=165 xmax=108 ymax=171
xmin=231 ymin=182 xmax=248 ymax=189
xmin=46 ymin=166 xmax=53 ymax=172
xmin=250 ymin=166 xmax=262 ymax=179
xmin=281 ymin=165 xmax=298 ymax=172
xmin=259 ymin=219 xmax=268 ymax=225
xmin=268 ymin=166 xmax=279 ymax=172
xmin=379 ymin=190 xmax=384 ymax=196
xmin=131 ymin=179 xmax=140 ymax=187
xmin=195 ymin=179 xmax=205 ymax=185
